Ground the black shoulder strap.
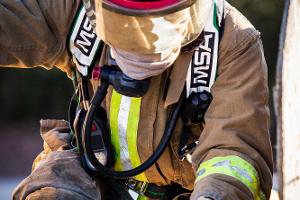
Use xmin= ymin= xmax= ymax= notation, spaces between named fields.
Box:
xmin=179 ymin=1 xmax=225 ymax=161
xmin=68 ymin=5 xmax=103 ymax=77
xmin=186 ymin=0 xmax=225 ymax=97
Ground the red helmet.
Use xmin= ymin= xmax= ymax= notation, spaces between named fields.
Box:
xmin=103 ymin=0 xmax=196 ymax=16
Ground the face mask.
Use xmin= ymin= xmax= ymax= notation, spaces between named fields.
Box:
xmin=110 ymin=46 xmax=181 ymax=80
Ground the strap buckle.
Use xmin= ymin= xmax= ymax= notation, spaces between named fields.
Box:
xmin=125 ymin=178 xmax=148 ymax=195
xmin=178 ymin=141 xmax=198 ymax=161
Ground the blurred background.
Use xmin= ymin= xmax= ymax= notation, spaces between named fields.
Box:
xmin=0 ymin=0 xmax=284 ymax=199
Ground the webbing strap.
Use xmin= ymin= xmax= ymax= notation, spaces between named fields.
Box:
xmin=196 ymin=156 xmax=265 ymax=200
xmin=186 ymin=0 xmax=224 ymax=97
xmin=110 ymin=89 xmax=148 ymax=182
xmin=68 ymin=5 xmax=102 ymax=76
xmin=110 ymin=90 xmax=122 ymax=171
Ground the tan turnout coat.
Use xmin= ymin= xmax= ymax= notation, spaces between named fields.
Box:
xmin=0 ymin=0 xmax=272 ymax=199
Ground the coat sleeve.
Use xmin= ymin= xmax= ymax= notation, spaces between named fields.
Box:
xmin=190 ymin=5 xmax=273 ymax=200
xmin=0 ymin=0 xmax=81 ymax=77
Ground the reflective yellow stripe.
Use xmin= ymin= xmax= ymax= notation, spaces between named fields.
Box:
xmin=110 ymin=90 xmax=123 ymax=171
xmin=196 ymin=156 xmax=265 ymax=200
xmin=137 ymin=195 xmax=149 ymax=200
xmin=110 ymin=89 xmax=148 ymax=182
xmin=126 ymin=97 xmax=148 ymax=182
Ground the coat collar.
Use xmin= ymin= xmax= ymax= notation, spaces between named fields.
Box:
xmin=164 ymin=51 xmax=194 ymax=108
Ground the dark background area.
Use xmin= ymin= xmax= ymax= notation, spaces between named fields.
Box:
xmin=0 ymin=0 xmax=284 ymax=183
xmin=0 ymin=67 xmax=73 ymax=176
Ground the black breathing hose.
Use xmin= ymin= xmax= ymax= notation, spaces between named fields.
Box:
xmin=82 ymin=84 xmax=186 ymax=179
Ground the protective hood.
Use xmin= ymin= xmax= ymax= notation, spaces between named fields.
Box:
xmin=83 ymin=0 xmax=214 ymax=54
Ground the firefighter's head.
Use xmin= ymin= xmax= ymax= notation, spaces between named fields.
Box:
xmin=82 ymin=0 xmax=216 ymax=79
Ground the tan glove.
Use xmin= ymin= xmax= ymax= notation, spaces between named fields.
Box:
xmin=13 ymin=119 xmax=101 ymax=200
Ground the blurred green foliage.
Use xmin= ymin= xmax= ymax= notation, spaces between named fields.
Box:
xmin=0 ymin=0 xmax=285 ymax=127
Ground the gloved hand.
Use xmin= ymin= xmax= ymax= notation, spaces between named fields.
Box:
xmin=31 ymin=119 xmax=72 ymax=171
xmin=13 ymin=119 xmax=101 ymax=200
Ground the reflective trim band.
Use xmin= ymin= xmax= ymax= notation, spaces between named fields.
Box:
xmin=110 ymin=90 xmax=148 ymax=182
xmin=110 ymin=90 xmax=123 ymax=171
xmin=118 ymin=95 xmax=133 ymax=170
xmin=196 ymin=156 xmax=265 ymax=200
xmin=137 ymin=195 xmax=149 ymax=200
xmin=126 ymin=97 xmax=147 ymax=181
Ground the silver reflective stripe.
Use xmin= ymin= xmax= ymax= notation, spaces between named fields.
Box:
xmin=110 ymin=90 xmax=148 ymax=182
xmin=118 ymin=95 xmax=133 ymax=170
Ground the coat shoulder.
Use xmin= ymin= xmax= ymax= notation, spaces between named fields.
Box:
xmin=219 ymin=3 xmax=261 ymax=58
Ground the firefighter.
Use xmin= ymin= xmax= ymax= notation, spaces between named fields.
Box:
xmin=0 ymin=0 xmax=272 ymax=199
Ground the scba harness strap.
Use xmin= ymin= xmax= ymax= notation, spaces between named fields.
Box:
xmin=69 ymin=5 xmax=102 ymax=77
xmin=179 ymin=0 xmax=224 ymax=160
xmin=186 ymin=0 xmax=224 ymax=97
